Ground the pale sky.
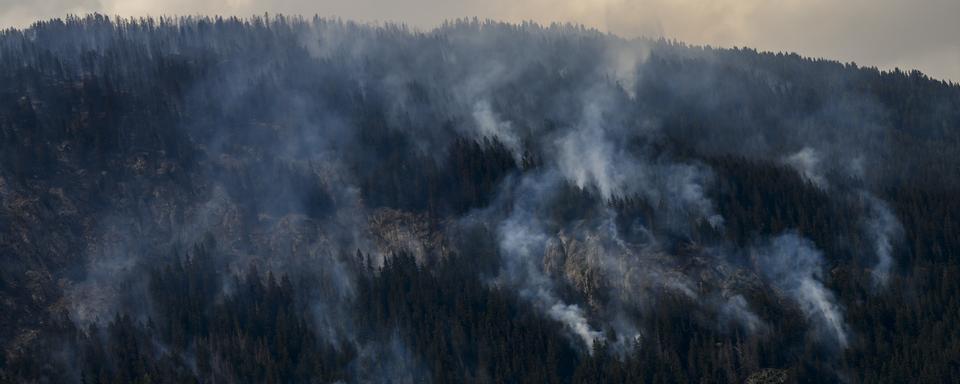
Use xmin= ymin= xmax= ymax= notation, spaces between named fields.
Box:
xmin=1 ymin=0 xmax=958 ymax=81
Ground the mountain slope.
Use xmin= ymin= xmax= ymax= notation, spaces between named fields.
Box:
xmin=1 ymin=14 xmax=959 ymax=383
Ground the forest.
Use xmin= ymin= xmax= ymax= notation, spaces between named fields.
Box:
xmin=1 ymin=14 xmax=959 ymax=383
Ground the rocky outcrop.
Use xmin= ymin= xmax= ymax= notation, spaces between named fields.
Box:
xmin=745 ymin=368 xmax=789 ymax=384
xmin=542 ymin=223 xmax=764 ymax=316
xmin=367 ymin=208 xmax=449 ymax=265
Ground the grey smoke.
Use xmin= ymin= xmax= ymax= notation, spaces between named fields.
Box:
xmin=754 ymin=233 xmax=849 ymax=348
xmin=784 ymin=147 xmax=827 ymax=189
xmin=30 ymin=16 xmax=917 ymax=362
xmin=554 ymin=98 xmax=629 ymax=199
xmin=862 ymin=193 xmax=903 ymax=286
xmin=493 ymin=172 xmax=604 ymax=349
xmin=348 ymin=332 xmax=430 ymax=384
xmin=66 ymin=216 xmax=143 ymax=324
xmin=782 ymin=146 xmax=903 ymax=287
xmin=548 ymin=302 xmax=605 ymax=348
xmin=472 ymin=100 xmax=523 ymax=162
xmin=716 ymin=294 xmax=766 ymax=334
xmin=4 ymin=0 xmax=958 ymax=81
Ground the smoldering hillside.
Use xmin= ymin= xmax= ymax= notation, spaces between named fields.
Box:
xmin=1 ymin=14 xmax=959 ymax=383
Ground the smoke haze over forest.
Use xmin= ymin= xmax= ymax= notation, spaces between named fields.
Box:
xmin=0 ymin=9 xmax=958 ymax=384
xmin=2 ymin=0 xmax=959 ymax=81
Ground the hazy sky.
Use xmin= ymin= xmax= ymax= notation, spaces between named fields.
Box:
xmin=1 ymin=0 xmax=958 ymax=81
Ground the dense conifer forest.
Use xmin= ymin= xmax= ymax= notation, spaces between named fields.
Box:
xmin=1 ymin=14 xmax=959 ymax=383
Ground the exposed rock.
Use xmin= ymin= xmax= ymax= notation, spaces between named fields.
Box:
xmin=368 ymin=208 xmax=448 ymax=265
xmin=745 ymin=368 xmax=789 ymax=384
xmin=541 ymin=222 xmax=765 ymax=322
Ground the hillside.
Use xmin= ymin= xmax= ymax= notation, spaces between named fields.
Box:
xmin=1 ymin=14 xmax=959 ymax=383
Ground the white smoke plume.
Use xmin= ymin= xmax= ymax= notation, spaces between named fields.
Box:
xmin=472 ymin=100 xmax=523 ymax=161
xmin=548 ymin=302 xmax=605 ymax=348
xmin=554 ymin=100 xmax=631 ymax=199
xmin=783 ymin=147 xmax=904 ymax=287
xmin=754 ymin=233 xmax=849 ymax=348
xmin=861 ymin=193 xmax=903 ymax=286
xmin=493 ymin=173 xmax=605 ymax=350
xmin=15 ymin=17 xmax=925 ymax=370
xmin=784 ymin=147 xmax=828 ymax=189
